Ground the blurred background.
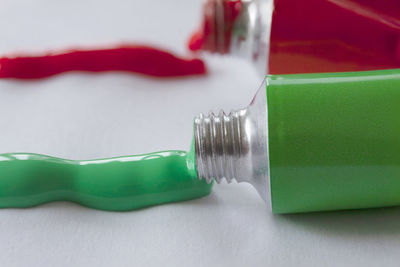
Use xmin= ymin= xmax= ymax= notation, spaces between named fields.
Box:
xmin=0 ymin=0 xmax=260 ymax=159
xmin=0 ymin=1 xmax=399 ymax=266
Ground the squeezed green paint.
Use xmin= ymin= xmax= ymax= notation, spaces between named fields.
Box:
xmin=266 ymin=69 xmax=400 ymax=213
xmin=0 ymin=149 xmax=212 ymax=211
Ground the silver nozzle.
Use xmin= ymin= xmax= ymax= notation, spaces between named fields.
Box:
xmin=229 ymin=0 xmax=274 ymax=75
xmin=194 ymin=82 xmax=270 ymax=201
xmin=194 ymin=109 xmax=248 ymax=184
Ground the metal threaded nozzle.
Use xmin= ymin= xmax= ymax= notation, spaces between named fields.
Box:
xmin=193 ymin=83 xmax=270 ymax=202
xmin=201 ymin=0 xmax=273 ymax=75
xmin=194 ymin=109 xmax=249 ymax=184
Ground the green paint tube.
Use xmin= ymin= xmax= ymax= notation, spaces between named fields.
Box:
xmin=194 ymin=68 xmax=400 ymax=213
xmin=1 ymin=69 xmax=399 ymax=213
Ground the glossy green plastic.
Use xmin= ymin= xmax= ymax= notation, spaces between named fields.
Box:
xmin=0 ymin=149 xmax=212 ymax=211
xmin=267 ymin=69 xmax=400 ymax=213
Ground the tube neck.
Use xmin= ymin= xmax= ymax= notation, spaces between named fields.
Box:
xmin=230 ymin=0 xmax=273 ymax=74
xmin=193 ymin=81 xmax=270 ymax=201
xmin=191 ymin=0 xmax=273 ymax=75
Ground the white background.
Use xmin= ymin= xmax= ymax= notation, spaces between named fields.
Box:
xmin=0 ymin=0 xmax=399 ymax=266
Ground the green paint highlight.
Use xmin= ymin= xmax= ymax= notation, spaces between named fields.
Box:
xmin=266 ymin=69 xmax=400 ymax=213
xmin=0 ymin=150 xmax=212 ymax=211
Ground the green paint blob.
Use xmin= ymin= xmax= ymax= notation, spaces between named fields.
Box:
xmin=0 ymin=150 xmax=212 ymax=211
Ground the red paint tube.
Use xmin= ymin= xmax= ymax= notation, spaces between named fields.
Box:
xmin=0 ymin=45 xmax=206 ymax=80
xmin=189 ymin=0 xmax=400 ymax=75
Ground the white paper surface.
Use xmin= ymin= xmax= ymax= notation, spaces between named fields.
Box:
xmin=0 ymin=0 xmax=399 ymax=266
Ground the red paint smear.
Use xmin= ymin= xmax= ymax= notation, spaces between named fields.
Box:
xmin=269 ymin=0 xmax=400 ymax=74
xmin=0 ymin=45 xmax=207 ymax=80
xmin=188 ymin=0 xmax=242 ymax=53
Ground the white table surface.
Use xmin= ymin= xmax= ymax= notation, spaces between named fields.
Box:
xmin=0 ymin=0 xmax=399 ymax=266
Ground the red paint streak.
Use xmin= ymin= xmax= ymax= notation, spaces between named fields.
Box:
xmin=269 ymin=0 xmax=400 ymax=74
xmin=188 ymin=31 xmax=205 ymax=52
xmin=0 ymin=45 xmax=207 ymax=80
xmin=188 ymin=0 xmax=242 ymax=53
